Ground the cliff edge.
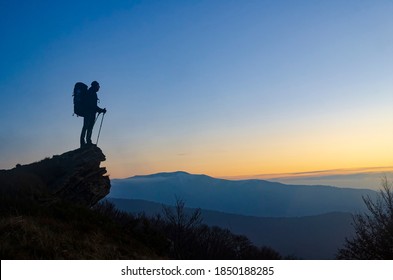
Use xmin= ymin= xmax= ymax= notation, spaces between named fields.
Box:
xmin=0 ymin=146 xmax=110 ymax=207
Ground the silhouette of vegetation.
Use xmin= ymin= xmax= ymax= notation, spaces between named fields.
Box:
xmin=159 ymin=197 xmax=282 ymax=260
xmin=0 ymin=188 xmax=164 ymax=259
xmin=161 ymin=198 xmax=203 ymax=259
xmin=337 ymin=176 xmax=393 ymax=259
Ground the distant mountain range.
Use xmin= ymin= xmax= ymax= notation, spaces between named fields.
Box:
xmin=109 ymin=171 xmax=377 ymax=217
xmin=108 ymin=198 xmax=354 ymax=259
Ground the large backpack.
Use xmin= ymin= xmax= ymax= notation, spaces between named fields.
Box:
xmin=73 ymin=82 xmax=88 ymax=117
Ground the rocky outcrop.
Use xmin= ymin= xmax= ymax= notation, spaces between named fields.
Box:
xmin=0 ymin=146 xmax=110 ymax=207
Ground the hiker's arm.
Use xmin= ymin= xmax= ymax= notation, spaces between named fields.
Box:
xmin=96 ymin=106 xmax=106 ymax=114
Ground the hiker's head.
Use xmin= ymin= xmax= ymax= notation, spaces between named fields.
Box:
xmin=91 ymin=81 xmax=100 ymax=92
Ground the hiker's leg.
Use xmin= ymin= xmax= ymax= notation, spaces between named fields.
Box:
xmin=80 ymin=117 xmax=88 ymax=147
xmin=86 ymin=114 xmax=95 ymax=144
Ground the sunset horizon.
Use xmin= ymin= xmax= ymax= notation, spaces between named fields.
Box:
xmin=1 ymin=0 xmax=392 ymax=191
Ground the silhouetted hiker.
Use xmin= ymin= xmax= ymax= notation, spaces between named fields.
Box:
xmin=80 ymin=81 xmax=107 ymax=147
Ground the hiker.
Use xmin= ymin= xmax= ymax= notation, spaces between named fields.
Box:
xmin=80 ymin=81 xmax=107 ymax=147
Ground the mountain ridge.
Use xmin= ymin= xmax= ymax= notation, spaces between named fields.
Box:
xmin=110 ymin=171 xmax=377 ymax=217
xmin=119 ymin=171 xmax=377 ymax=192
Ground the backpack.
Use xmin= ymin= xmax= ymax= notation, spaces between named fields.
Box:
xmin=73 ymin=82 xmax=88 ymax=117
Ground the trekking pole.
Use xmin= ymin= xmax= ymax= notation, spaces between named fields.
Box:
xmin=96 ymin=112 xmax=105 ymax=145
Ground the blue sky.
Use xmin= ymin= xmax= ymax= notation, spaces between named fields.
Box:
xmin=1 ymin=0 xmax=392 ymax=181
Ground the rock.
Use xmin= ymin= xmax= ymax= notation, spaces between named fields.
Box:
xmin=0 ymin=146 xmax=110 ymax=207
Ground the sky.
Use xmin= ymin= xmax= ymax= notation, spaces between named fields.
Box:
xmin=1 ymin=0 xmax=392 ymax=184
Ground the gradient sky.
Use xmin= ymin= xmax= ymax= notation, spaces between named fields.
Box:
xmin=1 ymin=0 xmax=392 ymax=180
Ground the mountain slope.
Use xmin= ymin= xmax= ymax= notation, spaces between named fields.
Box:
xmin=110 ymin=171 xmax=376 ymax=217
xmin=108 ymin=197 xmax=354 ymax=259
